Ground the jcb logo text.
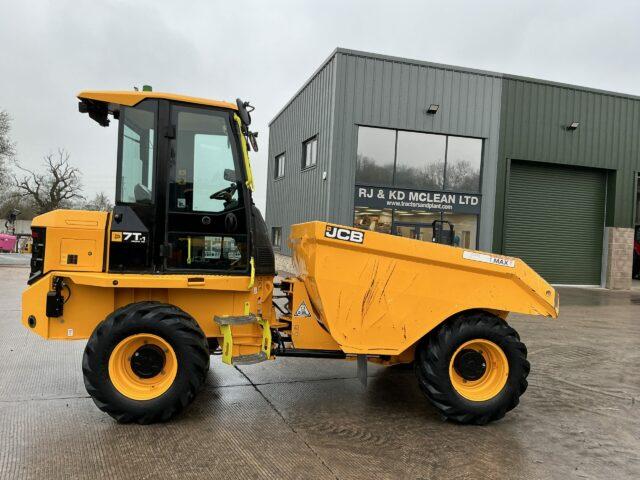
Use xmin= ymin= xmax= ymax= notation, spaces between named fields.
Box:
xmin=324 ymin=226 xmax=364 ymax=244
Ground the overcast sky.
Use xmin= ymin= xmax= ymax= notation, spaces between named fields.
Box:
xmin=1 ymin=0 xmax=640 ymax=213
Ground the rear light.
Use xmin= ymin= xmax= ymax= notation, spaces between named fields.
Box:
xmin=28 ymin=227 xmax=46 ymax=285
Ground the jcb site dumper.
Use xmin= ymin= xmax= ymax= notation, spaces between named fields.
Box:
xmin=21 ymin=90 xmax=559 ymax=425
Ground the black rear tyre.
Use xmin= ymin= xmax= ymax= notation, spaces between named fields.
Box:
xmin=82 ymin=301 xmax=209 ymax=424
xmin=415 ymin=311 xmax=529 ymax=425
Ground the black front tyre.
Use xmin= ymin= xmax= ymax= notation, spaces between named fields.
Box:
xmin=82 ymin=301 xmax=210 ymax=424
xmin=415 ymin=311 xmax=529 ymax=425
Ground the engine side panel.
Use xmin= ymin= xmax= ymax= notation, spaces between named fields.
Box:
xmin=31 ymin=210 xmax=109 ymax=275
xmin=22 ymin=272 xmax=274 ymax=340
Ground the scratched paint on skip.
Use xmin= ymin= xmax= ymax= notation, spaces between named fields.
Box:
xmin=359 ymin=260 xmax=397 ymax=332
xmin=360 ymin=258 xmax=380 ymax=326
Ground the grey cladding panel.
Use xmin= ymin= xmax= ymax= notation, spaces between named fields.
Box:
xmin=265 ymin=56 xmax=337 ymax=255
xmin=496 ymin=77 xmax=640 ymax=238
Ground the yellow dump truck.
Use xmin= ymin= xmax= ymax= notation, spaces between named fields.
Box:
xmin=21 ymin=90 xmax=558 ymax=425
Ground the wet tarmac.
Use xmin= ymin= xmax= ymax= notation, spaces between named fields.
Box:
xmin=0 ymin=267 xmax=638 ymax=479
xmin=0 ymin=253 xmax=30 ymax=267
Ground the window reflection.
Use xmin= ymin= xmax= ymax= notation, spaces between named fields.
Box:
xmin=275 ymin=153 xmax=285 ymax=179
xmin=169 ymin=108 xmax=238 ymax=213
xmin=395 ymin=132 xmax=446 ymax=190
xmin=445 ymin=137 xmax=482 ymax=192
xmin=272 ymin=227 xmax=282 ymax=247
xmin=355 ymin=126 xmax=482 ymax=193
xmin=303 ymin=137 xmax=317 ymax=168
xmin=355 ymin=127 xmax=395 ymax=185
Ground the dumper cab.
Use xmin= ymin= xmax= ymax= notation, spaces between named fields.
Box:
xmin=75 ymin=90 xmax=274 ymax=278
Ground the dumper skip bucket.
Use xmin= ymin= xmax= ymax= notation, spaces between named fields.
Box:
xmin=289 ymin=222 xmax=558 ymax=356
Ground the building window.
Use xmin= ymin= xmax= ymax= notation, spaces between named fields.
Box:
xmin=445 ymin=136 xmax=482 ymax=192
xmin=303 ymin=136 xmax=318 ymax=169
xmin=392 ymin=210 xmax=478 ymax=248
xmin=353 ymin=126 xmax=482 ymax=248
xmin=356 ymin=126 xmax=395 ymax=185
xmin=353 ymin=207 xmax=393 ymax=234
xmin=272 ymin=227 xmax=282 ymax=248
xmin=395 ymin=131 xmax=446 ymax=190
xmin=446 ymin=213 xmax=478 ymax=248
xmin=355 ymin=126 xmax=482 ymax=193
xmin=274 ymin=153 xmax=285 ymax=179
xmin=392 ymin=211 xmax=440 ymax=240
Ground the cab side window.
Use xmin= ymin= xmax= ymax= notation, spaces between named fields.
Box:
xmin=170 ymin=109 xmax=239 ymax=213
xmin=118 ymin=104 xmax=156 ymax=204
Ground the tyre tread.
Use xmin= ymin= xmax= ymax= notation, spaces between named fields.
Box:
xmin=82 ymin=301 xmax=209 ymax=424
xmin=415 ymin=311 xmax=529 ymax=425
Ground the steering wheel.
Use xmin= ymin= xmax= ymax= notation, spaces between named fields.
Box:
xmin=210 ymin=183 xmax=238 ymax=203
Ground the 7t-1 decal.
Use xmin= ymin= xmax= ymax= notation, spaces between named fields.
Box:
xmin=111 ymin=231 xmax=148 ymax=244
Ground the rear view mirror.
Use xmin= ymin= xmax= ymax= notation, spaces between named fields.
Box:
xmin=78 ymin=100 xmax=110 ymax=127
xmin=223 ymin=169 xmax=237 ymax=182
xmin=248 ymin=132 xmax=259 ymax=152
xmin=236 ymin=98 xmax=252 ymax=126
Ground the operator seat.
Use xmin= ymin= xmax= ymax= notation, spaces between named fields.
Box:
xmin=134 ymin=184 xmax=152 ymax=204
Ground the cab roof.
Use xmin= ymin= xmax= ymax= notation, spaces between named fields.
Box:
xmin=77 ymin=90 xmax=238 ymax=111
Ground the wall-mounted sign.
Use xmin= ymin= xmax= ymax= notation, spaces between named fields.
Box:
xmin=354 ymin=185 xmax=482 ymax=214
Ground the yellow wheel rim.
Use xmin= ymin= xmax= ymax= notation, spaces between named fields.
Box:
xmin=108 ymin=333 xmax=178 ymax=401
xmin=449 ymin=339 xmax=509 ymax=402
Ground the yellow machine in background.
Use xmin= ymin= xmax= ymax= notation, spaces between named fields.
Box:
xmin=21 ymin=89 xmax=558 ymax=425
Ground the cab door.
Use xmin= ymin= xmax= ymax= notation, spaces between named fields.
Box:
xmin=164 ymin=104 xmax=250 ymax=274
xmin=109 ymin=100 xmax=158 ymax=272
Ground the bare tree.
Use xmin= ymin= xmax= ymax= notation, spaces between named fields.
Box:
xmin=0 ymin=196 xmax=36 ymax=220
xmin=0 ymin=110 xmax=15 ymax=161
xmin=83 ymin=192 xmax=113 ymax=211
xmin=0 ymin=110 xmax=18 ymax=214
xmin=14 ymin=149 xmax=84 ymax=214
xmin=445 ymin=160 xmax=480 ymax=191
xmin=0 ymin=110 xmax=16 ymax=189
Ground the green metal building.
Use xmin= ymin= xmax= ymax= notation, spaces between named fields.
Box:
xmin=266 ymin=48 xmax=640 ymax=288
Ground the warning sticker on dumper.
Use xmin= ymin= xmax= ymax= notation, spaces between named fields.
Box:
xmin=463 ymin=251 xmax=516 ymax=268
xmin=295 ymin=302 xmax=311 ymax=317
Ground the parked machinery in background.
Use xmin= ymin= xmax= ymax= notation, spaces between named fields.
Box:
xmin=432 ymin=218 xmax=455 ymax=245
xmin=0 ymin=210 xmax=19 ymax=253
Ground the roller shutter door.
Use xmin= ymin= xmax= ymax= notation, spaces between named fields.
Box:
xmin=503 ymin=161 xmax=605 ymax=285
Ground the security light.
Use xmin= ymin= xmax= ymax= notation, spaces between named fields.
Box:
xmin=567 ymin=121 xmax=580 ymax=130
xmin=426 ymin=104 xmax=440 ymax=115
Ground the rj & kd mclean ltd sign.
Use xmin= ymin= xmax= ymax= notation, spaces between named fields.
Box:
xmin=355 ymin=186 xmax=482 ymax=214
